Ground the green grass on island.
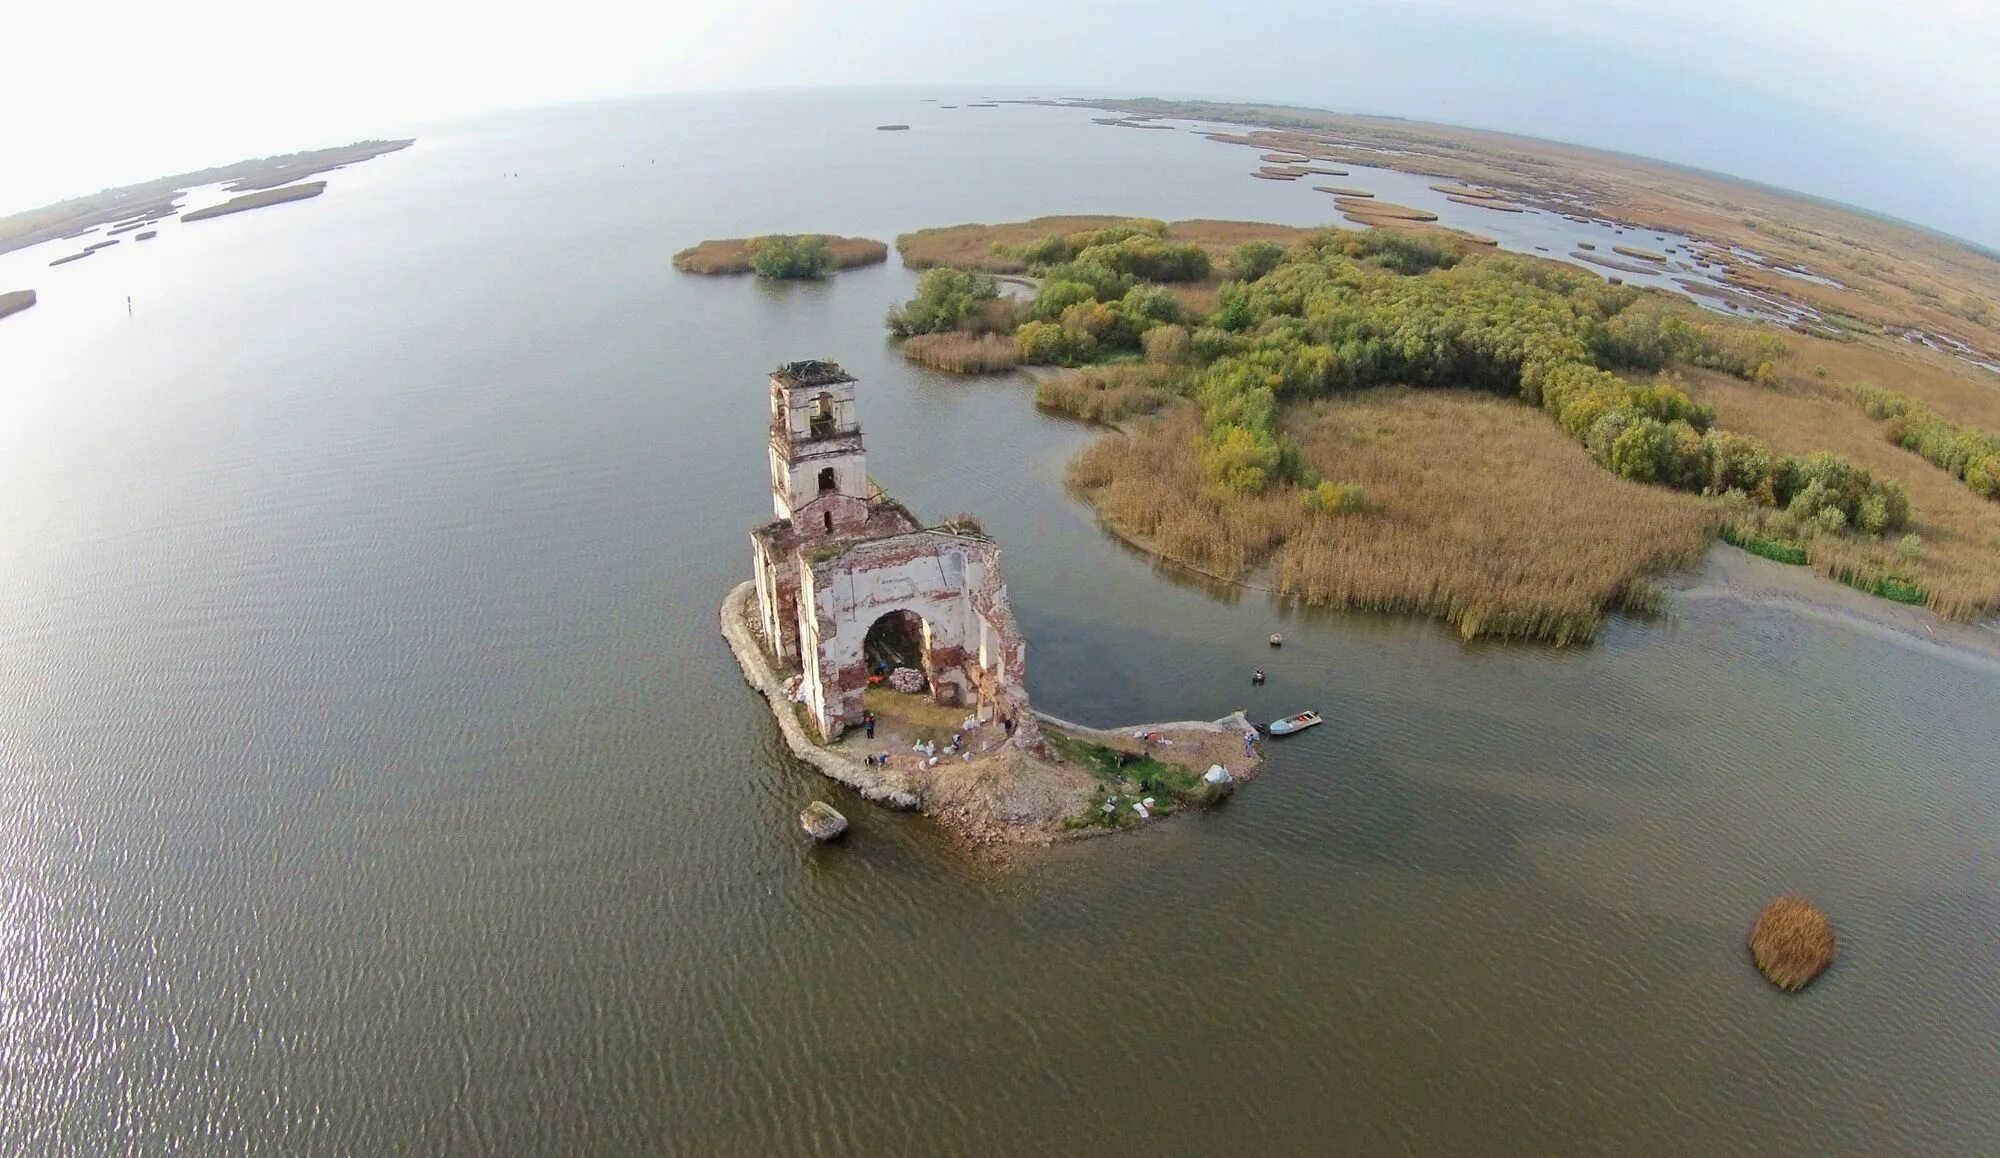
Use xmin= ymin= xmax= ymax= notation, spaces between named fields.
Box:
xmin=1043 ymin=728 xmax=1222 ymax=829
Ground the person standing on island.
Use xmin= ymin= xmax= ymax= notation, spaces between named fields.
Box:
xmin=864 ymin=711 xmax=876 ymax=739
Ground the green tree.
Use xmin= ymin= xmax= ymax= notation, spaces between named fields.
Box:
xmin=747 ymin=234 xmax=834 ymax=279
xmin=1231 ymin=241 xmax=1284 ymax=282
xmin=887 ymin=268 xmax=1000 ymax=336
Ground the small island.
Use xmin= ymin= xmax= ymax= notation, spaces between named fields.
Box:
xmin=181 ymin=181 xmax=327 ymax=222
xmin=722 ymin=360 xmax=1262 ymax=846
xmin=672 ymin=233 xmax=888 ymax=278
xmin=0 ymin=289 xmax=36 ymax=320
xmin=1750 ymin=895 xmax=1836 ymax=991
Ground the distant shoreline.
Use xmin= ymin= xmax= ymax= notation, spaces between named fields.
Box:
xmin=0 ymin=139 xmax=413 ymax=258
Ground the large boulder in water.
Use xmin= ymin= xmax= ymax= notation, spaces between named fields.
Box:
xmin=800 ymin=801 xmax=848 ymax=841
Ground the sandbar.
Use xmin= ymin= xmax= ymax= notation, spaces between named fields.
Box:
xmin=181 ymin=182 xmax=327 ymax=222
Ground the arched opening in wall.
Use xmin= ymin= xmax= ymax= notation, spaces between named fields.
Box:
xmin=817 ymin=466 xmax=837 ymax=494
xmin=863 ymin=610 xmax=932 ymax=698
xmin=810 ymin=392 xmax=836 ymax=438
xmin=823 ymin=510 xmax=833 ymax=533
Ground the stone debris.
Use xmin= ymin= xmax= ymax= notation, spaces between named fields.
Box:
xmin=888 ymin=666 xmax=927 ymax=694
xmin=800 ymin=801 xmax=849 ymax=841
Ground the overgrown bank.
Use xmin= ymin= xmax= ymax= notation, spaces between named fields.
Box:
xmin=884 ymin=216 xmax=1994 ymax=639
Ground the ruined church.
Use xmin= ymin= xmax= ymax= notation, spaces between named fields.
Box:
xmin=748 ymin=360 xmax=1035 ymax=743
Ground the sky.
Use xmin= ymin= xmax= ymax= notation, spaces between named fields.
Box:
xmin=5 ymin=0 xmax=1998 ymax=246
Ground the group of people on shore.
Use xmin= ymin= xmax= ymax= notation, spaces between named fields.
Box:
xmin=853 ymin=708 xmax=1017 ymax=771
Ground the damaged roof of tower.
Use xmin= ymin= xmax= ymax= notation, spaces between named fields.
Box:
xmin=772 ymin=359 xmax=855 ymax=387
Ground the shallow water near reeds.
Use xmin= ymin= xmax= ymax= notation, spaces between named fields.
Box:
xmin=2 ymin=89 xmax=1998 ymax=1155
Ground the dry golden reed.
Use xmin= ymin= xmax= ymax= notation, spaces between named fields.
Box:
xmin=1070 ymin=392 xmax=1718 ymax=641
xmin=1749 ymin=895 xmax=1835 ymax=992
xmin=899 ymin=332 xmax=1019 ymax=373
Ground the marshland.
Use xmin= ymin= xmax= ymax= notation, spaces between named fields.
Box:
xmin=883 ymin=210 xmax=2000 ymax=640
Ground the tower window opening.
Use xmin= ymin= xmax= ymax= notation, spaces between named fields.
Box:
xmin=817 ymin=466 xmax=837 ymax=494
xmin=823 ymin=510 xmax=834 ymax=533
xmin=810 ymin=392 xmax=837 ymax=438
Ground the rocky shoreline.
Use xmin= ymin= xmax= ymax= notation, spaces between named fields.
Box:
xmin=720 ymin=582 xmax=1263 ymax=845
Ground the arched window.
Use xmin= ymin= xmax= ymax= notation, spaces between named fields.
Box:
xmin=817 ymin=466 xmax=837 ymax=494
xmin=810 ymin=392 xmax=837 ymax=438
xmin=823 ymin=510 xmax=834 ymax=533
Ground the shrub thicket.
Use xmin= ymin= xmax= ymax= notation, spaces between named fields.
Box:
xmin=747 ymin=234 xmax=834 ymax=278
xmin=1849 ymin=382 xmax=2000 ymax=499
xmin=887 ymin=268 xmax=1000 ymax=336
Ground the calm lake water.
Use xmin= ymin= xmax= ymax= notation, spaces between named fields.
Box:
xmin=2 ymin=90 xmax=1998 ymax=1155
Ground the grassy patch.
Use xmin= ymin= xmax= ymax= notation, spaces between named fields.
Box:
xmin=1720 ymin=522 xmax=1808 ymax=565
xmin=790 ymin=701 xmax=827 ymax=746
xmin=1045 ymin=728 xmax=1217 ymax=828
xmin=1829 ymin=565 xmax=1927 ymax=605
xmin=861 ymin=687 xmax=965 ymax=742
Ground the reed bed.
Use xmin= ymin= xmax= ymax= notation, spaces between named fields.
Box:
xmin=1068 ymin=409 xmax=1311 ymax=580
xmin=1749 ymin=896 xmax=1835 ymax=992
xmin=1259 ymin=153 xmax=1310 ymax=164
xmin=671 ymin=234 xmax=887 ymax=274
xmin=1611 ymin=245 xmax=1669 ymax=263
xmin=1068 ymin=393 xmax=1717 ymax=640
xmin=899 ymin=332 xmax=1019 ymax=373
xmin=1683 ymin=366 xmax=2000 ymax=621
xmin=1334 ymin=198 xmax=1438 ymax=222
xmin=1314 ymin=186 xmax=1374 ymax=197
xmin=1447 ymin=195 xmax=1524 ymax=212
xmin=1035 ymin=365 xmax=1178 ymax=424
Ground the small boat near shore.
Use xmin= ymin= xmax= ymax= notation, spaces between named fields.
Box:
xmin=1267 ymin=711 xmax=1323 ymax=736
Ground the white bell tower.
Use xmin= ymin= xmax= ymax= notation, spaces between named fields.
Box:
xmin=767 ymin=360 xmax=869 ymax=538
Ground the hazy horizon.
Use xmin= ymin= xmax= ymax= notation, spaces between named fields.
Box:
xmin=5 ymin=0 xmax=1998 ymax=248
